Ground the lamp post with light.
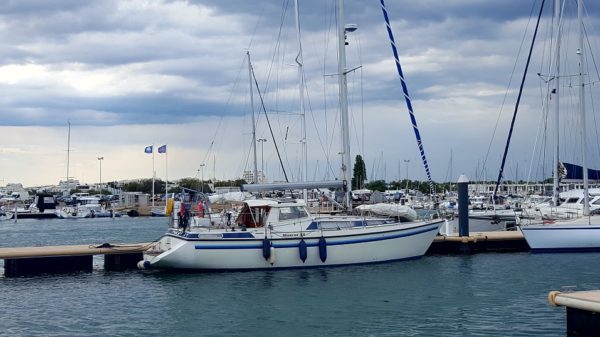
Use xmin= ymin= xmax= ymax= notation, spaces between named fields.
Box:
xmin=97 ymin=157 xmax=104 ymax=192
xmin=404 ymin=159 xmax=410 ymax=194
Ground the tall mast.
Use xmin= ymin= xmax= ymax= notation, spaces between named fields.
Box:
xmin=165 ymin=150 xmax=168 ymax=203
xmin=152 ymin=144 xmax=155 ymax=207
xmin=337 ymin=0 xmax=352 ymax=211
xmin=552 ymin=0 xmax=561 ymax=206
xmin=294 ymin=0 xmax=308 ymax=201
xmin=247 ymin=51 xmax=259 ymax=184
xmin=578 ymin=0 xmax=589 ymax=216
xmin=66 ymin=121 xmax=71 ymax=195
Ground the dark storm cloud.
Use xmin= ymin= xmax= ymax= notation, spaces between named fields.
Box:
xmin=0 ymin=0 xmax=597 ymax=130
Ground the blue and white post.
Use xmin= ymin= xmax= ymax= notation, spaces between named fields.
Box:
xmin=457 ymin=174 xmax=469 ymax=237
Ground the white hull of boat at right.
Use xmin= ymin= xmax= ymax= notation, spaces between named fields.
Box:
xmin=520 ymin=217 xmax=600 ymax=252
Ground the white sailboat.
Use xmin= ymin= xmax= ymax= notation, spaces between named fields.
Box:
xmin=520 ymin=0 xmax=600 ymax=252
xmin=139 ymin=0 xmax=444 ymax=271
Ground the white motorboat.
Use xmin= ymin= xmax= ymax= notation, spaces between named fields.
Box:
xmin=525 ymin=188 xmax=600 ymax=220
xmin=3 ymin=194 xmax=62 ymax=219
xmin=60 ymin=196 xmax=116 ymax=218
xmin=141 ymin=199 xmax=443 ymax=270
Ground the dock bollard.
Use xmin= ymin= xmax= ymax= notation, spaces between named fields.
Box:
xmin=457 ymin=174 xmax=469 ymax=238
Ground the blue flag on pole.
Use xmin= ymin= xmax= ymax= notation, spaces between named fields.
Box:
xmin=158 ymin=145 xmax=167 ymax=154
xmin=144 ymin=145 xmax=153 ymax=154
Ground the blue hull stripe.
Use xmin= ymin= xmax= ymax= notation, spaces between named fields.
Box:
xmin=194 ymin=224 xmax=439 ymax=250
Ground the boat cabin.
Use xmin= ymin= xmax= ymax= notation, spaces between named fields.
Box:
xmin=235 ymin=199 xmax=311 ymax=228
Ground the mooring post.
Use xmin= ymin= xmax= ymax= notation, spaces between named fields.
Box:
xmin=457 ymin=174 xmax=470 ymax=238
xmin=104 ymin=253 xmax=144 ymax=271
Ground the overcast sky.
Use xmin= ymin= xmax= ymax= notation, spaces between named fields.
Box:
xmin=1 ymin=0 xmax=599 ymax=188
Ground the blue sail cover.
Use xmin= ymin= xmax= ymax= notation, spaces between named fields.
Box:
xmin=562 ymin=162 xmax=600 ymax=181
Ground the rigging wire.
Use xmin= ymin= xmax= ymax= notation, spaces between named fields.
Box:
xmin=199 ymin=56 xmax=248 ymax=175
xmin=251 ymin=65 xmax=290 ymax=183
xmin=493 ymin=0 xmax=545 ymax=199
xmin=526 ymin=5 xmax=553 ymax=187
xmin=250 ymin=0 xmax=291 ymax=182
xmin=480 ymin=0 xmax=539 ymax=184
xmin=582 ymin=3 xmax=600 ymax=163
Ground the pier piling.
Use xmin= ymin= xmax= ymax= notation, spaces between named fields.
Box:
xmin=5 ymin=255 xmax=93 ymax=277
xmin=457 ymin=174 xmax=470 ymax=253
xmin=104 ymin=253 xmax=144 ymax=271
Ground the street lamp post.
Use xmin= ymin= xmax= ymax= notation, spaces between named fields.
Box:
xmin=404 ymin=159 xmax=410 ymax=194
xmin=97 ymin=157 xmax=104 ymax=192
xmin=257 ymin=138 xmax=267 ymax=183
xmin=199 ymin=164 xmax=206 ymax=194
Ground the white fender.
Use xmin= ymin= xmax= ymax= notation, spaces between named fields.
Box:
xmin=268 ymin=246 xmax=276 ymax=265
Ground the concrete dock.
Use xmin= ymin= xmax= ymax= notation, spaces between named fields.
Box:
xmin=427 ymin=231 xmax=528 ymax=254
xmin=0 ymin=243 xmax=152 ymax=277
xmin=549 ymin=290 xmax=600 ymax=336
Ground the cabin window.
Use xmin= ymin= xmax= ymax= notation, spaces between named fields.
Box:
xmin=592 ymin=199 xmax=600 ymax=205
xmin=565 ymin=197 xmax=579 ymax=204
xmin=236 ymin=206 xmax=270 ymax=228
xmin=278 ymin=206 xmax=308 ymax=221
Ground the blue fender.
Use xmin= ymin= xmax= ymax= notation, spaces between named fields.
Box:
xmin=262 ymin=237 xmax=271 ymax=260
xmin=318 ymin=237 xmax=327 ymax=262
xmin=298 ymin=239 xmax=308 ymax=263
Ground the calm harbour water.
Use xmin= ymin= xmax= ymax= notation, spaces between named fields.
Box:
xmin=1 ymin=217 xmax=598 ymax=336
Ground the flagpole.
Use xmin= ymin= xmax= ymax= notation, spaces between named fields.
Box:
xmin=165 ymin=148 xmax=168 ymax=204
xmin=152 ymin=144 xmax=155 ymax=207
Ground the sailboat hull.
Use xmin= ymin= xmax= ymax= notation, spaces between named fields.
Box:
xmin=521 ymin=221 xmax=600 ymax=252
xmin=143 ymin=220 xmax=443 ymax=271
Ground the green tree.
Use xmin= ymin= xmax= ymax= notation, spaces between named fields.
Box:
xmin=214 ymin=179 xmax=247 ymax=187
xmin=176 ymin=177 xmax=214 ymax=193
xmin=365 ymin=180 xmax=386 ymax=192
xmin=122 ymin=179 xmax=165 ymax=194
xmin=352 ymin=155 xmax=367 ymax=190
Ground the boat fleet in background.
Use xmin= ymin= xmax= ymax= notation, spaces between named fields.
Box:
xmin=0 ymin=192 xmax=120 ymax=220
